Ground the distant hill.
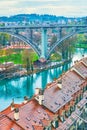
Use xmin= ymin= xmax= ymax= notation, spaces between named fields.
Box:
xmin=0 ymin=14 xmax=84 ymax=22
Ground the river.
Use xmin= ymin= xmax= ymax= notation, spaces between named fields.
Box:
xmin=0 ymin=48 xmax=87 ymax=111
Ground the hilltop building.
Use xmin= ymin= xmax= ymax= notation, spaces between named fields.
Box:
xmin=0 ymin=57 xmax=87 ymax=130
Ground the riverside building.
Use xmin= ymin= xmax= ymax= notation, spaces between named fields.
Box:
xmin=0 ymin=57 xmax=87 ymax=130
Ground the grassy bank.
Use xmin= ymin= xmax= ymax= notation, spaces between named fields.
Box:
xmin=75 ymin=43 xmax=87 ymax=49
xmin=0 ymin=53 xmax=23 ymax=64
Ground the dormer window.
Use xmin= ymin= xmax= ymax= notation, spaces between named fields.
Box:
xmin=35 ymin=95 xmax=44 ymax=105
xmin=52 ymin=118 xmax=58 ymax=128
xmin=59 ymin=115 xmax=65 ymax=122
xmin=44 ymin=126 xmax=51 ymax=130
xmin=65 ymin=111 xmax=69 ymax=118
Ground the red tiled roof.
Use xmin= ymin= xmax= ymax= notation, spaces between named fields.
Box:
xmin=6 ymin=99 xmax=55 ymax=129
xmin=43 ymin=68 xmax=84 ymax=113
xmin=74 ymin=62 xmax=87 ymax=78
xmin=82 ymin=57 xmax=87 ymax=66
xmin=0 ymin=57 xmax=87 ymax=130
xmin=1 ymin=104 xmax=22 ymax=115
xmin=0 ymin=115 xmax=22 ymax=130
xmin=33 ymin=125 xmax=44 ymax=130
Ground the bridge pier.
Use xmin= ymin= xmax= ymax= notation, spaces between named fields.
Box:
xmin=41 ymin=28 xmax=47 ymax=59
xmin=75 ymin=27 xmax=79 ymax=32
xmin=58 ymin=28 xmax=62 ymax=39
xmin=15 ymin=29 xmax=19 ymax=34
xmin=30 ymin=29 xmax=33 ymax=41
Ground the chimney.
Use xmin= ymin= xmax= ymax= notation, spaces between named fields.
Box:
xmin=35 ymin=88 xmax=44 ymax=105
xmin=23 ymin=96 xmax=29 ymax=104
xmin=74 ymin=60 xmax=78 ymax=64
xmin=10 ymin=98 xmax=15 ymax=111
xmin=14 ymin=108 xmax=19 ymax=121
xmin=10 ymin=102 xmax=15 ymax=111
xmin=57 ymin=79 xmax=62 ymax=89
xmin=35 ymin=88 xmax=41 ymax=95
xmin=38 ymin=95 xmax=44 ymax=105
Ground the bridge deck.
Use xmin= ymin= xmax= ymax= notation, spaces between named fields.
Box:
xmin=0 ymin=25 xmax=87 ymax=29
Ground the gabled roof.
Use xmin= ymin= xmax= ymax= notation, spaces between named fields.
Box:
xmin=43 ymin=82 xmax=72 ymax=113
xmin=72 ymin=61 xmax=87 ymax=79
xmin=1 ymin=57 xmax=87 ymax=130
xmin=6 ymin=99 xmax=56 ymax=130
xmin=82 ymin=57 xmax=87 ymax=67
xmin=0 ymin=114 xmax=22 ymax=130
xmin=43 ymin=65 xmax=85 ymax=113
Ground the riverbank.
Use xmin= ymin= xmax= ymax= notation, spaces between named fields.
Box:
xmin=75 ymin=43 xmax=87 ymax=49
xmin=24 ymin=58 xmax=71 ymax=75
xmin=0 ymin=58 xmax=71 ymax=80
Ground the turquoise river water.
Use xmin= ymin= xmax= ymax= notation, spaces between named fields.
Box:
xmin=0 ymin=48 xmax=87 ymax=111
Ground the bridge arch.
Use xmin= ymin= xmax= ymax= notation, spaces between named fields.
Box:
xmin=47 ymin=29 xmax=87 ymax=59
xmin=0 ymin=31 xmax=41 ymax=57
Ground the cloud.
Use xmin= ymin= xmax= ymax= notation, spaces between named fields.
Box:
xmin=0 ymin=0 xmax=17 ymax=6
xmin=33 ymin=5 xmax=87 ymax=16
xmin=0 ymin=0 xmax=87 ymax=17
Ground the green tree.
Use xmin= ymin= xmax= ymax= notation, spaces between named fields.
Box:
xmin=50 ymin=35 xmax=57 ymax=45
xmin=0 ymin=33 xmax=11 ymax=46
xmin=76 ymin=34 xmax=87 ymax=45
xmin=22 ymin=49 xmax=39 ymax=73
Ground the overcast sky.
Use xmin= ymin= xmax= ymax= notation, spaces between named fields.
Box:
xmin=0 ymin=0 xmax=87 ymax=17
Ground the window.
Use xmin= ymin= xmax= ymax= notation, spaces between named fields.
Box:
xmin=44 ymin=126 xmax=51 ymax=130
xmin=52 ymin=120 xmax=59 ymax=128
xmin=59 ymin=115 xmax=65 ymax=122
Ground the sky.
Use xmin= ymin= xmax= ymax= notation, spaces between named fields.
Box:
xmin=0 ymin=0 xmax=87 ymax=17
